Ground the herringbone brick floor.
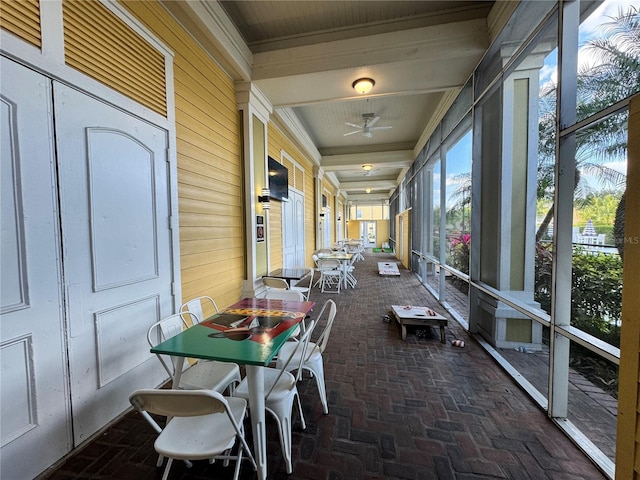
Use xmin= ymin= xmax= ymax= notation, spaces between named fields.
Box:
xmin=42 ymin=252 xmax=607 ymax=480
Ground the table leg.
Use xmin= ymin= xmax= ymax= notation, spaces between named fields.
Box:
xmin=440 ymin=325 xmax=446 ymax=344
xmin=172 ymin=357 xmax=184 ymax=389
xmin=245 ymin=364 xmax=267 ymax=480
xmin=342 ymin=260 xmax=349 ymax=289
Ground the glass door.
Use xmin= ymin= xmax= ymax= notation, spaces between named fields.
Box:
xmin=361 ymin=221 xmax=377 ymax=248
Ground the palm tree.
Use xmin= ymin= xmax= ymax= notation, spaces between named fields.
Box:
xmin=535 ymin=6 xmax=639 ymax=244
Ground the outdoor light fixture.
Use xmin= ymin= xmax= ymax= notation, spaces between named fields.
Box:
xmin=352 ymin=78 xmax=375 ymax=95
xmin=258 ymin=188 xmax=270 ymax=210
xmin=362 ymin=164 xmax=373 ymax=172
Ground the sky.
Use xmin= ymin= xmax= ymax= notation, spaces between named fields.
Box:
xmin=537 ymin=0 xmax=635 ymax=190
xmin=540 ymin=0 xmax=638 ymax=86
xmin=438 ymin=0 xmax=637 ymax=205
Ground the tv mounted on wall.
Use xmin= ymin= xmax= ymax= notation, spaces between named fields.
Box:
xmin=268 ymin=156 xmax=289 ymax=201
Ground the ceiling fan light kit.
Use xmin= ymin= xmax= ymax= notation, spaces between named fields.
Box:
xmin=352 ymin=77 xmax=375 ymax=95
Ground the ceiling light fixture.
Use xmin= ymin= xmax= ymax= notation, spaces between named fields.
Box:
xmin=362 ymin=164 xmax=373 ymax=171
xmin=352 ymin=78 xmax=375 ymax=95
xmin=365 ymin=187 xmax=372 ymax=194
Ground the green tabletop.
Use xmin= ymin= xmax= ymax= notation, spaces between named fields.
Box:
xmin=150 ymin=322 xmax=298 ymax=366
xmin=151 ymin=297 xmax=315 ymax=366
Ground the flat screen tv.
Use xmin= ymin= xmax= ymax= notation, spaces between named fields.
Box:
xmin=268 ymin=156 xmax=289 ymax=201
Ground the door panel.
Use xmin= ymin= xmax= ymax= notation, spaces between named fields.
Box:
xmin=294 ymin=193 xmax=305 ymax=265
xmin=283 ymin=195 xmax=295 ymax=267
xmin=54 ymin=83 xmax=172 ymax=443
xmin=0 ymin=58 xmax=71 ymax=480
xmin=282 ymin=190 xmax=305 ymax=267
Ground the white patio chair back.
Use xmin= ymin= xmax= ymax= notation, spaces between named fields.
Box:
xmin=289 ymin=266 xmax=314 ymax=300
xmin=129 ymin=389 xmax=256 ymax=480
xmin=276 ymin=299 xmax=336 ymax=414
xmin=318 ymin=258 xmax=342 ymax=293
xmin=180 ymin=296 xmax=219 ymax=325
xmin=264 ymin=289 xmax=305 ymax=301
xmin=263 ymin=277 xmax=289 ymax=289
xmin=263 ymin=289 xmax=306 ymax=340
xmin=147 ymin=313 xmax=241 ymax=394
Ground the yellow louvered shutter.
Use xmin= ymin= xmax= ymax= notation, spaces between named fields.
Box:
xmin=62 ymin=0 xmax=166 ymax=116
xmin=294 ymin=164 xmax=304 ymax=191
xmin=0 ymin=0 xmax=42 ymax=48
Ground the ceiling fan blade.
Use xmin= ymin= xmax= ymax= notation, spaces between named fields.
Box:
xmin=370 ymin=125 xmax=393 ymax=131
xmin=343 ymin=130 xmax=363 ymax=136
xmin=345 ymin=122 xmax=362 ymax=129
xmin=367 ymin=116 xmax=380 ymax=127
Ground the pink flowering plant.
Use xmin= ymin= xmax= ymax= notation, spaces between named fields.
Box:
xmin=449 ymin=232 xmax=470 ymax=275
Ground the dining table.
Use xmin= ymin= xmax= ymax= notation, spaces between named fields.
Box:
xmin=150 ymin=297 xmax=315 ymax=480
xmin=317 ymin=252 xmax=353 ymax=289
xmin=265 ymin=267 xmax=307 ymax=287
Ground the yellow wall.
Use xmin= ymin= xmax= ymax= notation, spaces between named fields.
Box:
xmin=267 ymin=123 xmax=317 ymax=267
xmin=395 ymin=210 xmax=411 ymax=268
xmin=123 ymin=2 xmax=245 ymax=309
xmin=377 ymin=220 xmax=390 ymax=247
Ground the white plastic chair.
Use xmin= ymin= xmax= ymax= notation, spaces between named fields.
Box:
xmin=232 ymin=319 xmax=317 ymax=474
xmin=180 ymin=296 xmax=219 ymax=326
xmin=318 ymin=258 xmax=342 ymax=293
xmin=147 ymin=313 xmax=241 ymax=394
xmin=264 ymin=289 xmax=305 ymax=301
xmin=262 ymin=277 xmax=289 ymax=298
xmin=129 ymin=389 xmax=256 ymax=480
xmin=311 ymin=254 xmax=323 ymax=287
xmin=289 ymin=266 xmax=314 ymax=301
xmin=275 ymin=299 xmax=336 ymax=414
xmin=345 ymin=254 xmax=358 ymax=288
xmin=263 ymin=289 xmax=306 ymax=340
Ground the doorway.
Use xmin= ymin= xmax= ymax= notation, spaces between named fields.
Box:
xmin=361 ymin=221 xmax=377 ymax=248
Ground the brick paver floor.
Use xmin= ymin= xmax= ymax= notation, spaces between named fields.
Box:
xmin=41 ymin=252 xmax=607 ymax=480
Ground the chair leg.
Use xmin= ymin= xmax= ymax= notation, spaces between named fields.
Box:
xmin=232 ymin=445 xmax=243 ymax=480
xmin=294 ymin=392 xmax=306 ymax=430
xmin=276 ymin=414 xmax=293 ymax=474
xmin=161 ymin=458 xmax=174 ymax=480
xmin=309 ymin=363 xmax=328 ymax=414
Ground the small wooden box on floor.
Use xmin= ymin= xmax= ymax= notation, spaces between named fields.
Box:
xmin=391 ymin=305 xmax=448 ymax=343
xmin=378 ymin=262 xmax=400 ymax=275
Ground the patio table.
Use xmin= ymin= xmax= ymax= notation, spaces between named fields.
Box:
xmin=151 ymin=297 xmax=315 ymax=480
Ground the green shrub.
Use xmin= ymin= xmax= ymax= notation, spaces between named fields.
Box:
xmin=571 ymin=248 xmax=622 ymax=346
xmin=534 ymin=243 xmax=622 ymax=347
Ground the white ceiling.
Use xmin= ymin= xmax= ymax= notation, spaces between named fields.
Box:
xmin=162 ymin=0 xmax=500 ymax=203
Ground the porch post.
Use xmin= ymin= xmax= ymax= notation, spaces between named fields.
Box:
xmin=237 ymin=82 xmax=272 ymax=298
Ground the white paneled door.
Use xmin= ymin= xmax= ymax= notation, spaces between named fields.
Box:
xmin=1 ymin=58 xmax=71 ymax=480
xmin=1 ymin=57 xmax=175 ymax=479
xmin=54 ymin=83 xmax=173 ymax=444
xmin=282 ymin=189 xmax=305 ymax=267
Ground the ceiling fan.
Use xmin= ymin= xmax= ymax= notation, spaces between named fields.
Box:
xmin=344 ymin=113 xmax=392 ymax=138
